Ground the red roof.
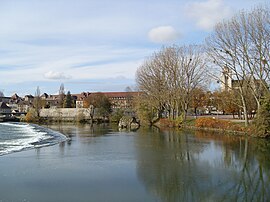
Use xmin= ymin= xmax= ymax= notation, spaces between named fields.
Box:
xmin=89 ymin=92 xmax=140 ymax=98
xmin=39 ymin=92 xmax=140 ymax=101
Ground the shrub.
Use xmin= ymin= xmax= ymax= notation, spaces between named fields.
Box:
xmin=24 ymin=109 xmax=38 ymax=122
xmin=174 ymin=115 xmax=184 ymax=126
xmin=158 ymin=116 xmax=183 ymax=128
xmin=110 ymin=109 xmax=124 ymax=123
xmin=195 ymin=117 xmax=244 ymax=131
xmin=76 ymin=111 xmax=86 ymax=123
xmin=254 ymin=96 xmax=270 ymax=137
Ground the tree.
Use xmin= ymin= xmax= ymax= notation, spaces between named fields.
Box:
xmin=84 ymin=93 xmax=111 ymax=118
xmin=190 ymin=87 xmax=207 ymax=117
xmin=133 ymin=92 xmax=158 ymax=125
xmin=124 ymin=86 xmax=135 ymax=115
xmin=58 ymin=83 xmax=65 ymax=108
xmin=222 ymin=90 xmax=240 ymax=118
xmin=63 ymin=91 xmax=73 ymax=108
xmin=24 ymin=109 xmax=37 ymax=122
xmin=254 ymin=95 xmax=270 ymax=137
xmin=206 ymin=5 xmax=270 ymax=126
xmin=177 ymin=45 xmax=208 ymax=119
xmin=136 ymin=45 xmax=207 ymax=121
xmin=0 ymin=91 xmax=4 ymax=97
xmin=110 ymin=108 xmax=125 ymax=123
xmin=33 ymin=86 xmax=42 ymax=117
xmin=136 ymin=50 xmax=168 ymax=119
xmin=125 ymin=86 xmax=133 ymax=92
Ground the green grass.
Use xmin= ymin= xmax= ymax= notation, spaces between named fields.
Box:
xmin=183 ymin=118 xmax=196 ymax=126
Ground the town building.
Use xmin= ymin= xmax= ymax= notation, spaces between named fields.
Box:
xmin=0 ymin=96 xmax=11 ymax=103
xmin=24 ymin=95 xmax=34 ymax=103
xmin=68 ymin=91 xmax=140 ymax=110
xmin=72 ymin=92 xmax=91 ymax=108
xmin=220 ymin=66 xmax=233 ymax=91
xmin=99 ymin=92 xmax=139 ymax=110
xmin=220 ymin=66 xmax=268 ymax=92
xmin=0 ymin=102 xmax=11 ymax=115
xmin=0 ymin=91 xmax=140 ymax=116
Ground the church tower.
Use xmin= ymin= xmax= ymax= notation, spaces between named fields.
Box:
xmin=220 ymin=66 xmax=232 ymax=91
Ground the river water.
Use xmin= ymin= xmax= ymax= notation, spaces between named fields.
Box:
xmin=0 ymin=123 xmax=269 ymax=202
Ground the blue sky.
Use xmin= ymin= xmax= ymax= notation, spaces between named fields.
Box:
xmin=0 ymin=0 xmax=266 ymax=96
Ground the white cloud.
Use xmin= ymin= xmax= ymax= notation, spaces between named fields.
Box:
xmin=44 ymin=71 xmax=71 ymax=80
xmin=186 ymin=0 xmax=233 ymax=31
xmin=148 ymin=26 xmax=181 ymax=43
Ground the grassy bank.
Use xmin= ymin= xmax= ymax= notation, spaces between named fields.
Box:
xmin=154 ymin=117 xmax=264 ymax=137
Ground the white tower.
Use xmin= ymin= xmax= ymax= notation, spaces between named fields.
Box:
xmin=220 ymin=66 xmax=232 ymax=91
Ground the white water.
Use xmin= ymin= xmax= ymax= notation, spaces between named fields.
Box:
xmin=0 ymin=122 xmax=67 ymax=155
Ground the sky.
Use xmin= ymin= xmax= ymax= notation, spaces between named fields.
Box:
xmin=0 ymin=0 xmax=267 ymax=96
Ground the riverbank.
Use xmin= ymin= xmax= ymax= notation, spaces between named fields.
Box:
xmin=154 ymin=116 xmax=264 ymax=138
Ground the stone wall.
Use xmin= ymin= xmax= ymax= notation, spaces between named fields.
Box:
xmin=40 ymin=108 xmax=91 ymax=121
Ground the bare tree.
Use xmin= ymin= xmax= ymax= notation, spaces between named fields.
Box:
xmin=206 ymin=5 xmax=270 ymax=126
xmin=247 ymin=7 xmax=270 ymax=89
xmin=136 ymin=45 xmax=207 ymax=121
xmin=177 ymin=45 xmax=207 ymax=119
xmin=136 ymin=51 xmax=168 ymax=119
xmin=33 ymin=86 xmax=41 ymax=117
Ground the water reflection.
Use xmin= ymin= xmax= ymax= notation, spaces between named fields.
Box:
xmin=43 ymin=123 xmax=120 ymax=156
xmin=43 ymin=124 xmax=270 ymax=201
xmin=45 ymin=123 xmax=116 ymax=140
xmin=136 ymin=129 xmax=270 ymax=201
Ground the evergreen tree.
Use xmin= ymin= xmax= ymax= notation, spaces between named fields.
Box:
xmin=64 ymin=91 xmax=72 ymax=108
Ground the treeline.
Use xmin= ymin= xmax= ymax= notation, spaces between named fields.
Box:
xmin=135 ymin=5 xmax=270 ymax=135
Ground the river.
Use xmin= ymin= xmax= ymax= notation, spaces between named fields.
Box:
xmin=0 ymin=123 xmax=269 ymax=202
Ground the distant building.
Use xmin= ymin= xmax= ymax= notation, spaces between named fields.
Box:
xmin=220 ymin=66 xmax=233 ymax=91
xmin=0 ymin=96 xmax=11 ymax=103
xmin=72 ymin=92 xmax=91 ymax=108
xmin=71 ymin=91 xmax=140 ymax=110
xmin=41 ymin=93 xmax=49 ymax=100
xmin=24 ymin=95 xmax=34 ymax=103
xmin=220 ymin=66 xmax=268 ymax=92
xmin=11 ymin=93 xmax=20 ymax=101
xmin=43 ymin=94 xmax=59 ymax=108
xmin=17 ymin=100 xmax=31 ymax=112
xmin=100 ymin=92 xmax=139 ymax=110
xmin=0 ymin=91 xmax=140 ymax=114
xmin=0 ymin=102 xmax=11 ymax=115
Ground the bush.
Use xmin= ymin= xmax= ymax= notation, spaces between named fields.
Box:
xmin=254 ymin=95 xmax=270 ymax=137
xmin=24 ymin=109 xmax=38 ymax=122
xmin=195 ymin=117 xmax=244 ymax=131
xmin=110 ymin=109 xmax=124 ymax=123
xmin=158 ymin=116 xmax=184 ymax=128
xmin=174 ymin=115 xmax=184 ymax=126
xmin=76 ymin=111 xmax=86 ymax=123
